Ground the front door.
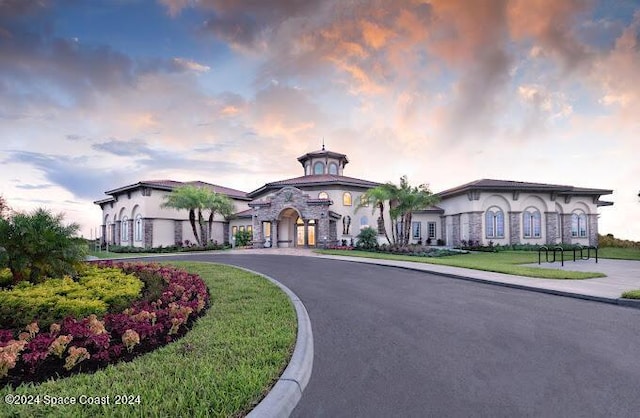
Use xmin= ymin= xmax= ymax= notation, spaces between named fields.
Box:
xmin=308 ymin=219 xmax=316 ymax=246
xmin=296 ymin=217 xmax=305 ymax=246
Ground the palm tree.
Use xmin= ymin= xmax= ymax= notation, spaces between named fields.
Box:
xmin=0 ymin=208 xmax=85 ymax=284
xmin=206 ymin=193 xmax=236 ymax=244
xmin=358 ymin=176 xmax=439 ymax=246
xmin=357 ymin=186 xmax=393 ymax=245
xmin=162 ymin=185 xmax=212 ymax=246
xmin=391 ymin=176 xmax=439 ymax=246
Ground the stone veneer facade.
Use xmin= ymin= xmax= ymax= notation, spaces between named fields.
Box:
xmin=144 ymin=218 xmax=153 ymax=249
xmin=545 ymin=212 xmax=559 ymax=244
xmin=468 ymin=212 xmax=483 ymax=243
xmin=250 ymin=187 xmax=335 ymax=248
xmin=509 ymin=212 xmax=521 ymax=245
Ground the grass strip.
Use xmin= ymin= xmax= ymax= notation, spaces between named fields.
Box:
xmin=621 ymin=290 xmax=640 ymax=299
xmin=597 ymin=247 xmax=640 ymax=261
xmin=0 ymin=262 xmax=297 ymax=417
xmin=316 ymin=250 xmax=604 ymax=279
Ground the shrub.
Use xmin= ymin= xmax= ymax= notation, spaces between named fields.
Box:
xmin=0 ymin=266 xmax=143 ymax=330
xmin=0 ymin=262 xmax=210 ymax=387
xmin=234 ymin=230 xmax=252 ymax=247
xmin=0 ymin=208 xmax=86 ymax=285
xmin=356 ymin=227 xmax=379 ymax=250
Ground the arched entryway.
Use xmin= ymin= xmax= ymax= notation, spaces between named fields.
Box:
xmin=276 ymin=208 xmax=317 ymax=248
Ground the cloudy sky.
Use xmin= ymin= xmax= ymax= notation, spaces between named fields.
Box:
xmin=1 ymin=0 xmax=639 ymax=240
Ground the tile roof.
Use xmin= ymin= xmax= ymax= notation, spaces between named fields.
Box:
xmin=248 ymin=174 xmax=381 ymax=197
xmin=104 ymin=180 xmax=250 ymax=200
xmin=436 ymin=179 xmax=612 ymax=198
xmin=233 ymin=208 xmax=254 ymax=218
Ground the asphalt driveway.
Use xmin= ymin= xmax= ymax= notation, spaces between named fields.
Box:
xmin=142 ymin=254 xmax=640 ymax=417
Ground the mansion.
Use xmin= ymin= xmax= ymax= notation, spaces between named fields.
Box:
xmin=94 ymin=147 xmax=613 ymax=249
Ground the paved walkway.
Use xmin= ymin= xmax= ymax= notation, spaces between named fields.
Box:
xmin=221 ymin=248 xmax=640 ymax=302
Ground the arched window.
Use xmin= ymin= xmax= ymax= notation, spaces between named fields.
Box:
xmin=134 ymin=214 xmax=143 ymax=241
xmin=313 ymin=161 xmax=325 ymax=175
xmin=121 ymin=216 xmax=129 ymax=242
xmin=360 ymin=216 xmax=368 ymax=229
xmin=328 ymin=162 xmax=338 ymax=175
xmin=343 ymin=192 xmax=352 ymax=206
xmin=485 ymin=208 xmax=504 ymax=238
xmin=360 ymin=194 xmax=369 ymax=207
xmin=571 ymin=211 xmax=587 ymax=237
xmin=318 ymin=191 xmax=329 ymax=199
xmin=523 ymin=209 xmax=541 ymax=238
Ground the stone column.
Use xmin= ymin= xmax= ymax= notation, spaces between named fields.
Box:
xmin=468 ymin=212 xmax=483 ymax=244
xmin=545 ymin=212 xmax=559 ymax=244
xmin=127 ymin=219 xmax=134 ymax=246
xmin=253 ymin=219 xmax=264 ymax=248
xmin=222 ymin=223 xmax=230 ymax=245
xmin=440 ymin=216 xmax=447 ymax=246
xmin=588 ymin=214 xmax=599 ymax=246
xmin=174 ymin=220 xmax=183 ymax=246
xmin=509 ymin=212 xmax=521 ymax=245
xmin=271 ymin=220 xmax=278 ymax=248
xmin=451 ymin=214 xmax=461 ymax=247
xmin=561 ymin=214 xmax=573 ymax=244
xmin=144 ymin=218 xmax=153 ymax=249
xmin=303 ymin=220 xmax=310 ymax=247
xmin=115 ymin=221 xmax=122 ymax=245
xmin=319 ymin=218 xmax=331 ymax=248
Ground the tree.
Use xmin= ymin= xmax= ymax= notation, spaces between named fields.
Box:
xmin=0 ymin=194 xmax=9 ymax=219
xmin=356 ymin=185 xmax=393 ymax=245
xmin=390 ymin=176 xmax=440 ymax=246
xmin=358 ymin=176 xmax=439 ymax=246
xmin=0 ymin=208 xmax=86 ymax=285
xmin=206 ymin=193 xmax=236 ymax=244
xmin=162 ymin=185 xmax=235 ymax=246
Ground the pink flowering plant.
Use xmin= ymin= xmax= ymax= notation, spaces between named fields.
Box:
xmin=0 ymin=262 xmax=210 ymax=387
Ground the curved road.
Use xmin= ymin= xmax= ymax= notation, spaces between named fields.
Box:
xmin=147 ymin=254 xmax=640 ymax=417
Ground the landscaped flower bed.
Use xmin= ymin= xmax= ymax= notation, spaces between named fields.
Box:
xmin=325 ymin=244 xmax=462 ymax=257
xmin=0 ymin=262 xmax=210 ymax=388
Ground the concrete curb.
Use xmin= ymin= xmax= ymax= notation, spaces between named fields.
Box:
xmin=229 ymin=267 xmax=313 ymax=418
xmin=315 ymin=255 xmax=640 ymax=310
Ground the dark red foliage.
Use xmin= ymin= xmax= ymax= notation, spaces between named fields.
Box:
xmin=0 ymin=262 xmax=210 ymax=388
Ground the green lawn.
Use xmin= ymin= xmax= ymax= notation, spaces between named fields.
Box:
xmin=316 ymin=250 xmax=605 ymax=279
xmin=598 ymin=247 xmax=640 ymax=260
xmin=1 ymin=262 xmax=297 ymax=417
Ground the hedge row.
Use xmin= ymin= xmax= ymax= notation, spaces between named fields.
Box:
xmin=0 ymin=266 xmax=143 ymax=330
xmin=0 ymin=262 xmax=210 ymax=388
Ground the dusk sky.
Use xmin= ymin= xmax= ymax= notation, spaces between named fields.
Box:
xmin=1 ymin=0 xmax=639 ymax=240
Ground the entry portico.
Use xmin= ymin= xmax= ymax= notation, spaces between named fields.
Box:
xmin=249 ymin=186 xmax=341 ymax=248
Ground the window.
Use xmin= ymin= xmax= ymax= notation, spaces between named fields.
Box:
xmin=412 ymin=222 xmax=421 ymax=239
xmin=313 ymin=161 xmax=325 ymax=175
xmin=343 ymin=192 xmax=352 ymax=206
xmin=428 ymin=222 xmax=436 ymax=239
xmin=571 ymin=211 xmax=587 ymax=237
xmin=134 ymin=215 xmax=143 ymax=242
xmin=523 ymin=209 xmax=541 ymax=238
xmin=239 ymin=226 xmax=245 ymax=232
xmin=485 ymin=208 xmax=504 ymax=238
xmin=232 ymin=226 xmax=237 ymax=236
xmin=328 ymin=162 xmax=338 ymax=175
xmin=318 ymin=191 xmax=329 ymax=199
xmin=360 ymin=195 xmax=369 ymax=207
xmin=262 ymin=222 xmax=271 ymax=239
xmin=360 ymin=216 xmax=368 ymax=230
xmin=121 ymin=216 xmax=129 ymax=241
xmin=247 ymin=225 xmax=252 ymax=234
